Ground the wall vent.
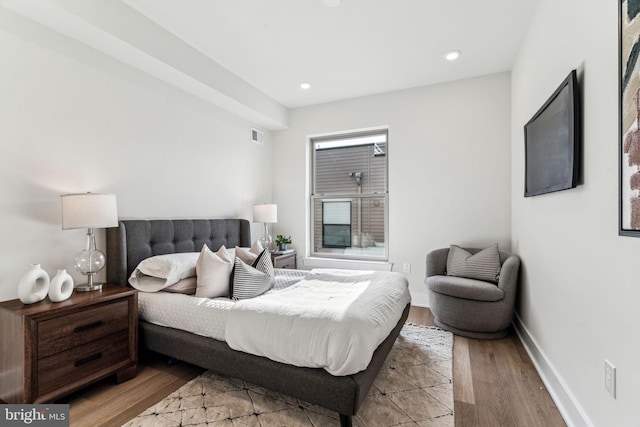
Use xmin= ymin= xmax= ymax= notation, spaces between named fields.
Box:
xmin=251 ymin=127 xmax=264 ymax=144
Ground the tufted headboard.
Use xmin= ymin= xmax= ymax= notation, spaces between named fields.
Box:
xmin=106 ymin=219 xmax=251 ymax=287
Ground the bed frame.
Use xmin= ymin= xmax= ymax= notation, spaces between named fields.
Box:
xmin=106 ymin=218 xmax=409 ymax=426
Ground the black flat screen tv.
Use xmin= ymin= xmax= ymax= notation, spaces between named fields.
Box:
xmin=524 ymin=70 xmax=580 ymax=197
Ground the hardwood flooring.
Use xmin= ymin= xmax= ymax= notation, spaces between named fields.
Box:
xmin=407 ymin=307 xmax=566 ymax=427
xmin=60 ymin=351 xmax=205 ymax=426
xmin=63 ymin=306 xmax=566 ymax=426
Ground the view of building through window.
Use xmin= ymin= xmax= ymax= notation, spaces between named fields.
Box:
xmin=311 ymin=130 xmax=388 ymax=260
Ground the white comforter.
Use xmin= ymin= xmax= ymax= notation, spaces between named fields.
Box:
xmin=224 ymin=269 xmax=411 ymax=376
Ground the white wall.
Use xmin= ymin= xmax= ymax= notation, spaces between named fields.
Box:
xmin=511 ymin=1 xmax=640 ymax=425
xmin=273 ymin=73 xmax=512 ymax=306
xmin=0 ymin=10 xmax=272 ymax=302
xmin=8 ymin=3 xmax=629 ymax=423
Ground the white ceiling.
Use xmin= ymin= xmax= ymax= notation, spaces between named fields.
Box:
xmin=123 ymin=0 xmax=540 ymax=109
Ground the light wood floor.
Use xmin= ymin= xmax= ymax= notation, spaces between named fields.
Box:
xmin=406 ymin=307 xmax=566 ymax=427
xmin=62 ymin=306 xmax=566 ymax=426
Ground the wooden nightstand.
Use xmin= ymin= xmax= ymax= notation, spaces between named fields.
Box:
xmin=271 ymin=250 xmax=297 ymax=269
xmin=0 ymin=284 xmax=137 ymax=404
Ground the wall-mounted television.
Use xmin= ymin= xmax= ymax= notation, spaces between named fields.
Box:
xmin=524 ymin=70 xmax=580 ymax=197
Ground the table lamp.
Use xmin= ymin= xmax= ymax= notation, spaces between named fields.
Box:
xmin=253 ymin=204 xmax=277 ymax=251
xmin=61 ymin=193 xmax=118 ymax=291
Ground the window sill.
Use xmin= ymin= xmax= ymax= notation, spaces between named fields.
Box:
xmin=302 ymin=257 xmax=392 ymax=271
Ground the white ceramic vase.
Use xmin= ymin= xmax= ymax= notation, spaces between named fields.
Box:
xmin=18 ymin=264 xmax=50 ymax=304
xmin=48 ymin=269 xmax=74 ymax=302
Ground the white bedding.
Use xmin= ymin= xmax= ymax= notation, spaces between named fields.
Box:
xmin=138 ymin=269 xmax=309 ymax=340
xmin=225 ymin=269 xmax=411 ymax=376
xmin=139 ymin=292 xmax=233 ymax=341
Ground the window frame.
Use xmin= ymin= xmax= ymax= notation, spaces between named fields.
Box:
xmin=309 ymin=128 xmax=389 ymax=262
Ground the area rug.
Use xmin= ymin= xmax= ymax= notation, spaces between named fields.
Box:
xmin=123 ymin=324 xmax=453 ymax=427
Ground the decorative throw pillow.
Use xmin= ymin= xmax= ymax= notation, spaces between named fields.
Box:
xmin=446 ymin=244 xmax=501 ymax=284
xmin=195 ymin=245 xmax=233 ymax=298
xmin=235 ymin=240 xmax=264 ymax=265
xmin=252 ymin=249 xmax=275 ymax=278
xmin=231 ymin=257 xmax=275 ymax=300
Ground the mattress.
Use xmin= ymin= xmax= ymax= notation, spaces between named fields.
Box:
xmin=138 ymin=268 xmax=309 ymax=341
xmin=139 ymin=267 xmax=410 ymax=375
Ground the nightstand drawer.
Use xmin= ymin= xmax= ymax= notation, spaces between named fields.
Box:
xmin=272 ymin=252 xmax=296 ymax=269
xmin=37 ymin=330 xmax=130 ymax=396
xmin=38 ymin=300 xmax=129 ymax=358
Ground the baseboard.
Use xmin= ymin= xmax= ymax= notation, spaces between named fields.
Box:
xmin=512 ymin=313 xmax=594 ymax=427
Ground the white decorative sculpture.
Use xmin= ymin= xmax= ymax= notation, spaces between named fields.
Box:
xmin=49 ymin=269 xmax=74 ymax=302
xmin=18 ymin=264 xmax=50 ymax=304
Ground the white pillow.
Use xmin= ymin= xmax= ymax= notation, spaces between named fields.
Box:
xmin=163 ymin=277 xmax=197 ymax=295
xmin=129 ymin=252 xmax=199 ymax=292
xmin=235 ymin=240 xmax=264 ymax=265
xmin=195 ymin=244 xmax=233 ymax=298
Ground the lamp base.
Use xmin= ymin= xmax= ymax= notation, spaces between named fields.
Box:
xmin=75 ymin=283 xmax=103 ymax=292
xmin=258 ymin=235 xmax=272 ymax=252
xmin=259 ymin=222 xmax=272 ymax=252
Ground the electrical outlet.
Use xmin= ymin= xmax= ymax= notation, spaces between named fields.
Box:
xmin=402 ymin=262 xmax=411 ymax=274
xmin=605 ymin=360 xmax=616 ymax=398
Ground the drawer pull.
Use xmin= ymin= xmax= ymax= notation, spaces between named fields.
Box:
xmin=74 ymin=321 xmax=104 ymax=333
xmin=74 ymin=352 xmax=102 ymax=367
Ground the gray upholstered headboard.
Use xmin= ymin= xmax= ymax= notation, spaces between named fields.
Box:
xmin=106 ymin=219 xmax=251 ymax=287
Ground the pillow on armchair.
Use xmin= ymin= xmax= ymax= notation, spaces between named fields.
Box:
xmin=446 ymin=244 xmax=501 ymax=284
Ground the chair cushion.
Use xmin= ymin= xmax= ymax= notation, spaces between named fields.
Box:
xmin=446 ymin=244 xmax=501 ymax=283
xmin=426 ymin=275 xmax=504 ymax=302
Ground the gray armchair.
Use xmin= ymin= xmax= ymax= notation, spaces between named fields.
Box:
xmin=425 ymin=247 xmax=520 ymax=339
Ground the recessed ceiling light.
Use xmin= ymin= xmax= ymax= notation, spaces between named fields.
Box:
xmin=445 ymin=50 xmax=461 ymax=61
xmin=324 ymin=0 xmax=342 ymax=7
xmin=300 ymin=82 xmax=312 ymax=90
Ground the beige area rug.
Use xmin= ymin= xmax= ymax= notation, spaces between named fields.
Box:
xmin=123 ymin=324 xmax=453 ymax=427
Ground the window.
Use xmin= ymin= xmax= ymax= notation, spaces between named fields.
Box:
xmin=322 ymin=201 xmax=352 ymax=248
xmin=310 ymin=129 xmax=388 ymax=261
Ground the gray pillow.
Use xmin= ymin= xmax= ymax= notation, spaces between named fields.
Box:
xmin=446 ymin=244 xmax=501 ymax=284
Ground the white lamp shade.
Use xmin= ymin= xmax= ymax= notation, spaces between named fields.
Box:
xmin=61 ymin=193 xmax=118 ymax=229
xmin=253 ymin=204 xmax=277 ymax=223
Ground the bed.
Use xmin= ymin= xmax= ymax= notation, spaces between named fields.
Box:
xmin=106 ymin=218 xmax=410 ymax=426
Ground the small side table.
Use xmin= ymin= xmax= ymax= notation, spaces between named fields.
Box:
xmin=271 ymin=250 xmax=297 ymax=269
xmin=0 ymin=284 xmax=137 ymax=403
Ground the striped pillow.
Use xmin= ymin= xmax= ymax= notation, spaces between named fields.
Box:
xmin=446 ymin=244 xmax=501 ymax=284
xmin=231 ymin=257 xmax=275 ymax=300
